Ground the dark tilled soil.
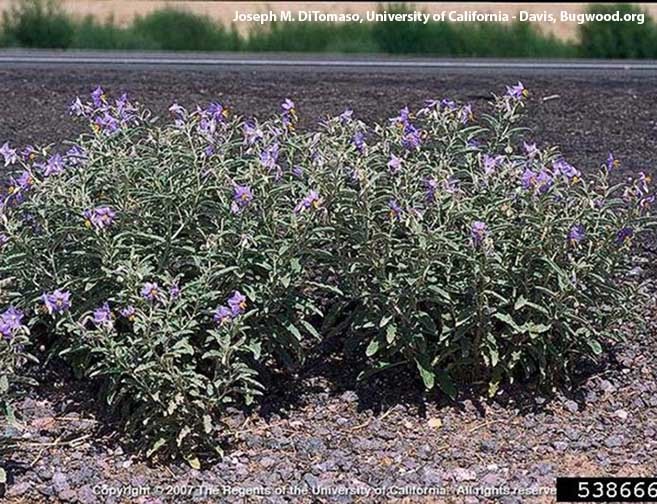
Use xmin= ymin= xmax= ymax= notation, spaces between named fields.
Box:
xmin=2 ymin=67 xmax=657 ymax=503
xmin=0 ymin=67 xmax=656 ymax=177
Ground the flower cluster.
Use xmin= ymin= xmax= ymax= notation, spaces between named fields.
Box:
xmin=0 ymin=306 xmax=25 ymax=339
xmin=70 ymin=87 xmax=137 ymax=136
xmin=83 ymin=206 xmax=116 ymax=230
xmin=41 ymin=289 xmax=72 ymax=315
xmin=213 ymin=291 xmax=247 ymax=326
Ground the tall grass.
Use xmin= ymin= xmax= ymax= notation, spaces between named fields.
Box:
xmin=578 ymin=3 xmax=657 ymax=59
xmin=1 ymin=0 xmax=74 ymax=48
xmin=0 ymin=0 xmax=653 ymax=59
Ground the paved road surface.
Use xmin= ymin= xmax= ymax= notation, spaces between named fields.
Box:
xmin=2 ymin=49 xmax=657 ymax=74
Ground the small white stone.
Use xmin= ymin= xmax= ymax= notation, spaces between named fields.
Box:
xmin=614 ymin=409 xmax=629 ymax=420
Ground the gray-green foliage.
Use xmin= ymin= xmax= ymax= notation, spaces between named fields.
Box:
xmin=0 ymin=85 xmax=653 ymax=459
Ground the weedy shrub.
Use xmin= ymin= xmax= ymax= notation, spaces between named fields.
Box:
xmin=72 ymin=16 xmax=160 ymax=51
xmin=131 ymin=9 xmax=241 ymax=51
xmin=369 ymin=4 xmax=574 ymax=57
xmin=246 ymin=21 xmax=377 ymax=53
xmin=0 ymin=0 xmax=74 ymax=48
xmin=0 ymin=84 xmax=654 ymax=460
xmin=579 ymin=3 xmax=657 ymax=59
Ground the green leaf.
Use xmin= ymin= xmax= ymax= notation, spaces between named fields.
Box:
xmin=366 ymin=338 xmax=380 ymax=357
xmin=587 ymin=338 xmax=603 ymax=355
xmin=147 ymin=438 xmax=167 ymax=457
xmin=186 ymin=456 xmax=201 ymax=470
xmin=385 ymin=324 xmax=397 ymax=344
xmin=203 ymin=415 xmax=213 ymax=434
xmin=492 ymin=312 xmax=521 ymax=333
xmin=300 ymin=320 xmax=321 ymax=340
xmin=415 ymin=359 xmax=435 ymax=390
xmin=435 ymin=370 xmax=456 ymax=399
xmin=379 ymin=314 xmax=393 ymax=328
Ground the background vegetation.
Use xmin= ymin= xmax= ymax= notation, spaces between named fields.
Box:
xmin=0 ymin=1 xmax=654 ymax=58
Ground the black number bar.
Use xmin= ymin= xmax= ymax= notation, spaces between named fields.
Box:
xmin=557 ymin=478 xmax=657 ymax=502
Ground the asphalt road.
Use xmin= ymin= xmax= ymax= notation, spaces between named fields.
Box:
xmin=3 ymin=49 xmax=657 ymax=74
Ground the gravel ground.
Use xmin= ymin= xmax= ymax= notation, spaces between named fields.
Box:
xmin=2 ymin=66 xmax=657 ymax=503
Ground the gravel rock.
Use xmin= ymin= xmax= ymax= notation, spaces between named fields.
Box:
xmin=605 ymin=435 xmax=625 ymax=448
xmin=564 ymin=400 xmax=579 ymax=413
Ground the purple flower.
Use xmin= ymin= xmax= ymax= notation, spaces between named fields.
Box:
xmin=91 ymin=86 xmax=106 ymax=108
xmin=294 ymin=190 xmax=321 ymax=213
xmin=390 ymin=106 xmax=411 ymax=125
xmin=93 ymin=113 xmax=120 ymax=135
xmin=460 ymin=104 xmax=473 ymax=124
xmin=522 ymin=168 xmax=537 ymax=190
xmin=0 ymin=143 xmax=18 ymax=167
xmin=482 ymin=154 xmax=503 ymax=176
xmin=93 ymin=302 xmax=113 ymax=328
xmin=115 ymin=93 xmax=136 ymax=123
xmin=0 ymin=233 xmax=8 ymax=248
xmin=7 ymin=170 xmax=33 ymax=197
xmin=213 ymin=305 xmax=232 ymax=326
xmin=169 ymin=102 xmax=186 ymax=118
xmin=0 ymin=306 xmax=25 ymax=339
xmin=227 ymin=290 xmax=247 ymax=316
xmin=568 ymin=224 xmax=586 ymax=244
xmin=471 ymin=221 xmax=489 ymax=247
xmin=523 ymin=142 xmax=539 ymax=158
xmin=401 ymin=123 xmax=422 ymax=150
xmin=65 ymin=145 xmax=87 ymax=167
xmin=467 ymin=138 xmax=481 ymax=150
xmin=120 ymin=305 xmax=136 ymax=321
xmin=605 ymin=152 xmax=620 ymax=171
xmin=203 ymin=144 xmax=215 ymax=158
xmin=522 ymin=168 xmax=552 ymax=194
xmin=388 ymin=199 xmax=403 ymax=220
xmin=640 ymin=195 xmax=654 ymax=210
xmin=552 ymin=159 xmax=580 ymax=183
xmin=231 ymin=184 xmax=254 ymax=214
xmin=387 ymin=154 xmax=403 ymax=174
xmin=197 ymin=117 xmax=217 ymax=139
xmin=205 ymin=102 xmax=227 ymax=122
xmin=259 ymin=143 xmax=280 ymax=171
xmin=291 ymin=165 xmax=304 ymax=178
xmin=352 ymin=132 xmax=366 ymax=153
xmin=424 ymin=177 xmax=439 ymax=203
xmin=140 ymin=282 xmax=161 ymax=302
xmin=243 ymin=120 xmax=263 ymax=145
xmin=281 ymin=98 xmax=295 ymax=112
xmin=83 ymin=206 xmax=116 ymax=230
xmin=506 ymin=81 xmax=528 ymax=101
xmin=638 ymin=172 xmax=651 ymax=195
xmin=281 ymin=99 xmax=297 ymax=127
xmin=69 ymin=97 xmax=87 ymax=117
xmin=615 ymin=227 xmax=634 ymax=245
xmin=535 ymin=170 xmax=553 ymax=194
xmin=167 ymin=283 xmax=181 ymax=301
xmin=339 ymin=109 xmax=353 ymax=124
xmin=38 ymin=153 xmax=65 ymax=177
xmin=42 ymin=289 xmax=72 ymax=315
xmin=440 ymin=99 xmax=457 ymax=111
xmin=20 ymin=145 xmax=36 ymax=162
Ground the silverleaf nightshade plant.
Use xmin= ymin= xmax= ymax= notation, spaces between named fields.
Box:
xmin=0 ymin=83 xmax=654 ymax=459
